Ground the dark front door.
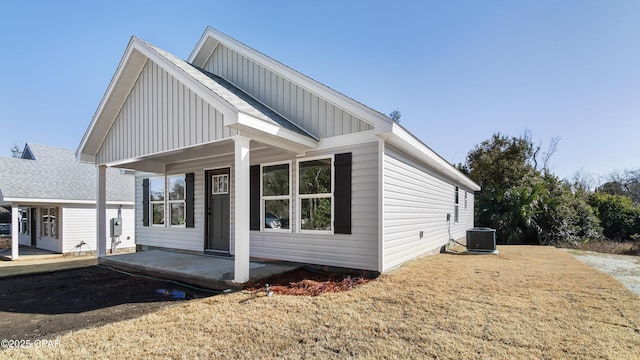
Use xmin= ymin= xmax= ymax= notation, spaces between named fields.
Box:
xmin=30 ymin=208 xmax=37 ymax=246
xmin=205 ymin=168 xmax=230 ymax=253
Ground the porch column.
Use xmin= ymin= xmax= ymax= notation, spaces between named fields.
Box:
xmin=233 ymin=136 xmax=251 ymax=283
xmin=11 ymin=205 xmax=19 ymax=260
xmin=97 ymin=165 xmax=107 ymax=257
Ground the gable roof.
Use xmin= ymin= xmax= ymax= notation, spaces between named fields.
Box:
xmin=77 ymin=26 xmax=479 ymax=191
xmin=189 ymin=27 xmax=480 ymax=191
xmin=189 ymin=27 xmax=394 ymax=131
xmin=77 ymin=36 xmax=317 ymax=164
xmin=0 ymin=144 xmax=134 ymax=204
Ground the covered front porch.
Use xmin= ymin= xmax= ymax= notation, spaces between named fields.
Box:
xmin=98 ymin=249 xmax=298 ymax=290
xmin=77 ymin=36 xmax=318 ymax=284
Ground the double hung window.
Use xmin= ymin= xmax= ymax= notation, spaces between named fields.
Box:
xmin=42 ymin=207 xmax=57 ymax=238
xmin=262 ymin=163 xmax=290 ymax=230
xmin=298 ymin=157 xmax=333 ymax=232
xmin=454 ymin=186 xmax=459 ymax=224
xmin=150 ymin=175 xmax=186 ymax=227
xmin=19 ymin=208 xmax=30 ymax=235
xmin=149 ymin=178 xmax=165 ymax=226
xmin=168 ymin=175 xmax=186 ymax=226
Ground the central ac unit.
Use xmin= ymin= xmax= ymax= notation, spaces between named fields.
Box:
xmin=466 ymin=228 xmax=496 ymax=252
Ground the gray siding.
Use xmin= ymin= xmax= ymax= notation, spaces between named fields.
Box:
xmin=97 ymin=61 xmax=236 ymax=165
xmin=382 ymin=146 xmax=474 ymax=271
xmin=249 ymin=141 xmax=379 ymax=271
xmin=135 ymin=139 xmax=379 ymax=271
xmin=204 ymin=44 xmax=373 ymax=139
xmin=135 ymin=154 xmax=234 ymax=252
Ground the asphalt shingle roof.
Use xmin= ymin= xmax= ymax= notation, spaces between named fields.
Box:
xmin=145 ymin=42 xmax=318 ymax=140
xmin=0 ymin=144 xmax=134 ymax=203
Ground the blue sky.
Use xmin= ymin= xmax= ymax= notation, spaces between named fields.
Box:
xmin=1 ymin=0 xmax=638 ymax=181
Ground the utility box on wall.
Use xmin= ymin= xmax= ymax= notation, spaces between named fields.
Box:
xmin=110 ymin=217 xmax=122 ymax=237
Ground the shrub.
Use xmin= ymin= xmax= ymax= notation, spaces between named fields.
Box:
xmin=587 ymin=193 xmax=640 ymax=241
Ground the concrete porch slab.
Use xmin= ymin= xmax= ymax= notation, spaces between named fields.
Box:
xmin=0 ymin=245 xmax=63 ymax=261
xmin=98 ymin=250 xmax=298 ymax=291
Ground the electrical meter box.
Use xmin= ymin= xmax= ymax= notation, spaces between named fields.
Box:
xmin=110 ymin=217 xmax=123 ymax=237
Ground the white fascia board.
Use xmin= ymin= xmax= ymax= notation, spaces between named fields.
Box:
xmin=77 ymin=37 xmax=239 ymax=166
xmin=230 ymin=113 xmax=317 ymax=151
xmin=77 ymin=37 xmax=147 ymax=163
xmin=384 ymin=124 xmax=481 ymax=191
xmin=2 ymin=198 xmax=134 ymax=206
xmin=191 ymin=27 xmax=391 ymax=130
xmin=316 ymin=130 xmax=377 ymax=150
xmin=188 ymin=31 xmax=220 ymax=67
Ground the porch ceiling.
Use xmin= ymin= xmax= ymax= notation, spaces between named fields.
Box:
xmin=107 ymin=138 xmax=283 ymax=173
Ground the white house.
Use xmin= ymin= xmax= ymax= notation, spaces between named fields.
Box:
xmin=77 ymin=27 xmax=480 ymax=283
xmin=0 ymin=143 xmax=135 ymax=259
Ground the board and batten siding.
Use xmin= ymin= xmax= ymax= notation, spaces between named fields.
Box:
xmin=382 ymin=146 xmax=474 ymax=272
xmin=61 ymin=205 xmax=135 ymax=254
xmin=134 ymin=138 xmax=379 ymax=271
xmin=97 ymin=60 xmax=237 ymax=165
xmin=203 ymin=44 xmax=373 ymax=139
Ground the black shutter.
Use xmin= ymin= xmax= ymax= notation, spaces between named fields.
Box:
xmin=142 ymin=178 xmax=150 ymax=227
xmin=334 ymin=152 xmax=352 ymax=234
xmin=185 ymin=173 xmax=195 ymax=228
xmin=250 ymin=165 xmax=260 ymax=230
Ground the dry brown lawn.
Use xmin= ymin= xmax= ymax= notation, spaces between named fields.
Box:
xmin=5 ymin=246 xmax=640 ymax=359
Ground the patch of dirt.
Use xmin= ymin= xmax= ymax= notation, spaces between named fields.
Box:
xmin=0 ymin=266 xmax=214 ymax=341
xmin=245 ymin=268 xmax=374 ymax=296
xmin=0 ymin=236 xmax=10 ymax=249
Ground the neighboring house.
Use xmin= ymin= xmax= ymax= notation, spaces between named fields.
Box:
xmin=77 ymin=27 xmax=480 ymax=283
xmin=0 ymin=144 xmax=135 ymax=259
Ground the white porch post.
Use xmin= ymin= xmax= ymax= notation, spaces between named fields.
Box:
xmin=11 ymin=205 xmax=19 ymax=260
xmin=97 ymin=165 xmax=107 ymax=257
xmin=233 ymin=136 xmax=251 ymax=283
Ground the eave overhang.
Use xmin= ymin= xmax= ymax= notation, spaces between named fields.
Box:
xmin=379 ymin=123 xmax=481 ymax=192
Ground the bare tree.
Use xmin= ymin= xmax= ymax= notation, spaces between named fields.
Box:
xmin=607 ymin=168 xmax=640 ymax=204
xmin=541 ymin=136 xmax=560 ymax=172
xmin=524 ymin=129 xmax=560 ymax=172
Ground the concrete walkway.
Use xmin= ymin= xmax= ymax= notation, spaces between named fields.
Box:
xmin=0 ymin=245 xmax=64 ymax=261
xmin=0 ymin=255 xmax=97 ymax=278
xmin=99 ymin=250 xmax=298 ymax=291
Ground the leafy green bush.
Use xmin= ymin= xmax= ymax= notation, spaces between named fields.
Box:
xmin=587 ymin=193 xmax=640 ymax=241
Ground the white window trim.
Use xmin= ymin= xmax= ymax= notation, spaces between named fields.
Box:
xmin=464 ymin=189 xmax=468 ymax=210
xmin=167 ymin=174 xmax=186 ymax=228
xmin=149 ymin=177 xmax=166 ymax=227
xmin=41 ymin=206 xmax=58 ymax=239
xmin=261 ymin=161 xmax=292 ymax=233
xmin=454 ymin=186 xmax=460 ymax=224
xmin=297 ymin=155 xmax=335 ymax=234
xmin=19 ymin=207 xmax=30 ymax=235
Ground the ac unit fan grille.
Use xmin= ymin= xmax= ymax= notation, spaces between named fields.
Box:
xmin=466 ymin=228 xmax=496 ymax=251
